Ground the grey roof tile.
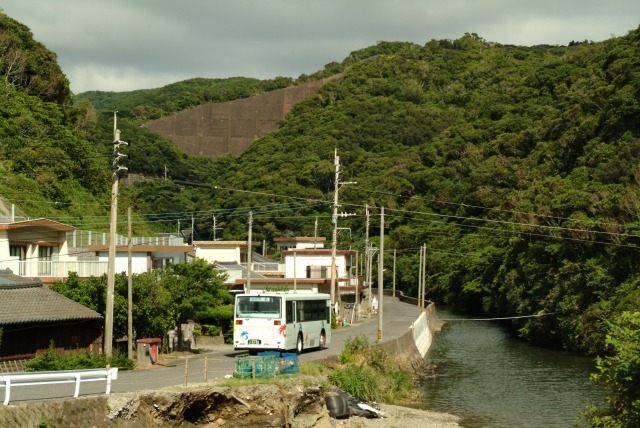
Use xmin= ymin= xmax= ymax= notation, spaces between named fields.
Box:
xmin=0 ymin=269 xmax=102 ymax=325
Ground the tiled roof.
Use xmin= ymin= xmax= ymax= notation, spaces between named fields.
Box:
xmin=0 ymin=269 xmax=102 ymax=325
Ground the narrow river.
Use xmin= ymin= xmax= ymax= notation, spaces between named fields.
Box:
xmin=420 ymin=308 xmax=604 ymax=427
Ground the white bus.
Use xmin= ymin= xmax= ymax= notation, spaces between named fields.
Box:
xmin=233 ymin=292 xmax=331 ymax=354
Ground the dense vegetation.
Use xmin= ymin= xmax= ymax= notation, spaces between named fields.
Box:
xmin=51 ymin=259 xmax=234 ymax=342
xmin=153 ymin=31 xmax=640 ymax=358
xmin=0 ymin=13 xmax=111 ymax=227
xmin=585 ymin=311 xmax=640 ymax=427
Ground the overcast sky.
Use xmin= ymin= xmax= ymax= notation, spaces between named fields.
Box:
xmin=3 ymin=1 xmax=640 ymax=94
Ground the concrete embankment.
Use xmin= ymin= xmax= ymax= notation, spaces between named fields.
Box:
xmin=373 ymin=288 xmax=441 ymax=362
xmin=378 ymin=302 xmax=440 ymax=361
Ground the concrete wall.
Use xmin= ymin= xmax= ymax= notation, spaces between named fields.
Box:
xmin=377 ymin=289 xmax=440 ymax=361
xmin=378 ymin=302 xmax=439 ymax=361
xmin=143 ymin=77 xmax=336 ymax=159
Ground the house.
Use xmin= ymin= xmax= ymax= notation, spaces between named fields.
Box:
xmin=0 ymin=218 xmax=93 ymax=282
xmin=282 ymin=248 xmax=355 ymax=281
xmin=0 ymin=269 xmax=103 ymax=362
xmin=232 ymin=277 xmax=332 ymax=294
xmin=273 ymin=236 xmax=326 ymax=252
xmin=193 ymin=240 xmax=282 ymax=285
xmin=88 ymin=236 xmax=193 ymax=274
xmin=232 ymin=246 xmax=361 ymax=294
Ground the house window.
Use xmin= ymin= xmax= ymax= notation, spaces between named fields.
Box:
xmin=9 ymin=245 xmax=26 ymax=260
xmin=38 ymin=246 xmax=53 ymax=276
xmin=39 ymin=246 xmax=53 ymax=260
xmin=306 ymin=265 xmax=328 ymax=279
xmin=152 ymin=258 xmax=173 ymax=269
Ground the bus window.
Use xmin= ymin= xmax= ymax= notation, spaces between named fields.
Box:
xmin=286 ymin=300 xmax=293 ymax=323
xmin=236 ymin=295 xmax=282 ymax=318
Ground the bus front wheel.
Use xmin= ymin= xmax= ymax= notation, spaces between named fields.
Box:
xmin=296 ymin=334 xmax=304 ymax=355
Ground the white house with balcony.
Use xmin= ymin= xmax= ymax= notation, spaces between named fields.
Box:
xmin=193 ymin=240 xmax=284 ymax=285
xmin=282 ymin=248 xmax=355 ymax=280
xmin=88 ymin=240 xmax=193 ymax=275
xmin=0 ymin=219 xmax=103 ymax=282
xmin=0 ymin=218 xmax=196 ymax=282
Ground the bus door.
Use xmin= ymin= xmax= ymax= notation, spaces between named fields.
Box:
xmin=285 ymin=300 xmax=296 ymax=349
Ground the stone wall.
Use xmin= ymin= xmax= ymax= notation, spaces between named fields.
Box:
xmin=143 ymin=77 xmax=336 ymax=159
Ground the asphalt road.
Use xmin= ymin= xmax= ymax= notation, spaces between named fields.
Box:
xmin=2 ymin=296 xmax=424 ymax=404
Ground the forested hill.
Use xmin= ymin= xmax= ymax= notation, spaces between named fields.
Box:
xmin=0 ymin=13 xmax=112 ymax=226
xmin=171 ymin=30 xmax=640 ymax=354
xmin=3 ymin=7 xmax=640 ymax=355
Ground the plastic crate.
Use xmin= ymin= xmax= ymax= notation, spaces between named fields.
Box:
xmin=279 ymin=352 xmax=300 ymax=374
xmin=234 ymin=355 xmax=277 ymax=379
xmin=257 ymin=351 xmax=281 ymax=358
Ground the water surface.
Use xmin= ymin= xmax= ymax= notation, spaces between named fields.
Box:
xmin=420 ymin=308 xmax=603 ymax=427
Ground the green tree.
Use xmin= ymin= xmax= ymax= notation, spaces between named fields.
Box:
xmin=585 ymin=311 xmax=640 ymax=427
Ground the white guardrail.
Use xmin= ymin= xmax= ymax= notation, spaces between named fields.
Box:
xmin=0 ymin=367 xmax=118 ymax=405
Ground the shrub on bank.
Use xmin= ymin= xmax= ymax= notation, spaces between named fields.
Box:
xmin=24 ymin=341 xmax=134 ymax=371
xmin=327 ymin=335 xmax=417 ymax=403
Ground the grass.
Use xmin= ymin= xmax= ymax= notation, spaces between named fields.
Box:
xmin=202 ymin=336 xmax=419 ymax=405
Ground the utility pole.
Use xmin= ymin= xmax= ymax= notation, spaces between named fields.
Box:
xmin=330 ymin=149 xmax=339 ymax=311
xmin=377 ymin=206 xmax=384 ymax=342
xmin=422 ymin=244 xmax=427 ymax=309
xmin=212 ymin=216 xmax=222 ymax=241
xmin=392 ymin=249 xmax=396 ymax=297
xmin=355 ymin=249 xmax=359 ymax=321
xmin=246 ymin=211 xmax=253 ymax=293
xmin=127 ymin=206 xmax=133 ymax=360
xmin=191 ymin=216 xmax=194 ymax=244
xmin=105 ymin=111 xmax=128 ymax=357
xmin=418 ymin=243 xmax=423 ymax=310
xmin=365 ymin=204 xmax=370 ymax=313
xmin=314 ymin=217 xmax=318 ymax=249
xmin=330 ymin=148 xmax=355 ymax=314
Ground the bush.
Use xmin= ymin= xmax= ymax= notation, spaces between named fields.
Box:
xmin=328 ymin=335 xmax=418 ymax=403
xmin=584 ymin=311 xmax=640 ymax=427
xmin=25 ymin=341 xmax=134 ymax=371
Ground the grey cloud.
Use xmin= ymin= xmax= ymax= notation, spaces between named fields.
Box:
xmin=3 ymin=0 xmax=639 ymax=92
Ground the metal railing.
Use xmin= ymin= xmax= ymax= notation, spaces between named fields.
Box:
xmin=66 ymin=230 xmax=184 ymax=248
xmin=239 ymin=262 xmax=283 ymax=272
xmin=0 ymin=367 xmax=118 ymax=405
xmin=0 ymin=260 xmax=109 ymax=278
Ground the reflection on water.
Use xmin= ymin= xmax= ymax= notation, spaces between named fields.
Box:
xmin=420 ymin=308 xmax=603 ymax=428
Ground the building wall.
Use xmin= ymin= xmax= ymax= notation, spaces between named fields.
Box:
xmin=195 ymin=246 xmax=241 ymax=263
xmin=284 ymin=254 xmax=348 ymax=279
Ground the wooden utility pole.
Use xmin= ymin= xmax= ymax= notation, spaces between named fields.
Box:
xmin=105 ymin=112 xmax=127 ymax=357
xmin=365 ymin=204 xmax=370 ymax=311
xmin=330 ymin=149 xmax=339 ymax=310
xmin=127 ymin=206 xmax=133 ymax=360
xmin=246 ymin=211 xmax=253 ymax=293
xmin=422 ymin=244 xmax=427 ymax=309
xmin=392 ymin=249 xmax=396 ymax=297
xmin=418 ymin=243 xmax=423 ymax=310
xmin=377 ymin=207 xmax=384 ymax=342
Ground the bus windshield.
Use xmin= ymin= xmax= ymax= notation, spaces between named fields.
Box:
xmin=236 ymin=295 xmax=282 ymax=318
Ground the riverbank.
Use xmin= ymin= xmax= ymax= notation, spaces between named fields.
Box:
xmin=0 ymin=377 xmax=460 ymax=427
